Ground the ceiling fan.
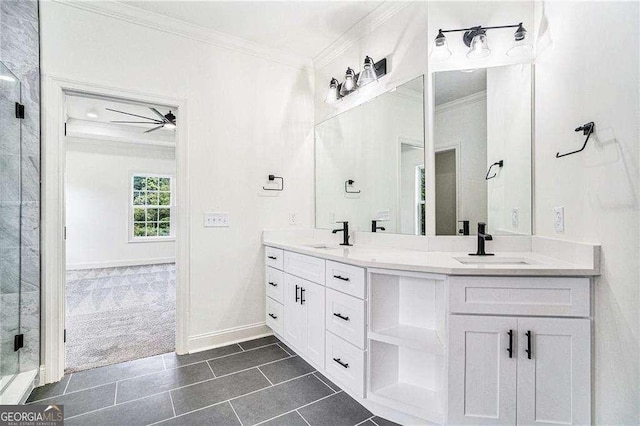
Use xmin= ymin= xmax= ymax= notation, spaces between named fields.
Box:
xmin=106 ymin=107 xmax=176 ymax=133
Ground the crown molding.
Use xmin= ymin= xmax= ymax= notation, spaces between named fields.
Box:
xmin=53 ymin=0 xmax=312 ymax=70
xmin=435 ymin=90 xmax=486 ymax=114
xmin=389 ymin=86 xmax=423 ymax=103
xmin=313 ymin=1 xmax=412 ymax=69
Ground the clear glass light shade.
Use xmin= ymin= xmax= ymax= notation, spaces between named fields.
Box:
xmin=339 ymin=68 xmax=357 ymax=96
xmin=507 ymin=26 xmax=533 ymax=57
xmin=325 ymin=78 xmax=340 ymax=104
xmin=430 ymin=33 xmax=452 ymax=62
xmin=466 ymin=33 xmax=491 ymax=59
xmin=357 ymin=56 xmax=378 ymax=87
xmin=164 ymin=123 xmax=176 ymax=130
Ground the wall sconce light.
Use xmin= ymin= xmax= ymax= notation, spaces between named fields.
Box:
xmin=324 ymin=56 xmax=388 ymax=104
xmin=430 ymin=22 xmax=532 ymax=62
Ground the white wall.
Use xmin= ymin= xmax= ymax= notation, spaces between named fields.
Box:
xmin=433 ymin=92 xmax=487 ymax=233
xmin=534 ymin=2 xmax=639 ymax=423
xmin=41 ymin=2 xmax=315 ymax=349
xmin=65 ymin=139 xmax=176 ymax=269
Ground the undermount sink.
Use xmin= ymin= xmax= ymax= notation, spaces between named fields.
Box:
xmin=304 ymin=243 xmax=336 ymax=249
xmin=454 ymin=256 xmax=535 ymax=265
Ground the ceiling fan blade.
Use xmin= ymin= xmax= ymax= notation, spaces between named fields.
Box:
xmin=110 ymin=120 xmax=162 ymax=124
xmin=105 ymin=108 xmax=160 ymax=122
xmin=149 ymin=107 xmax=168 ymax=123
xmin=143 ymin=125 xmax=165 ymax=133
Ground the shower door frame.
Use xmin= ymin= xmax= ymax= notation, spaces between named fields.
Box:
xmin=42 ymin=75 xmax=190 ymax=384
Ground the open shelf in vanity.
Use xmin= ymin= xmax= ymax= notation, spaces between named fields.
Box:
xmin=367 ymin=270 xmax=447 ymax=423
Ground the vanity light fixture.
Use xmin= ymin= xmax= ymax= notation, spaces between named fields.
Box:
xmin=430 ymin=22 xmax=532 ymax=62
xmin=324 ymin=56 xmax=388 ymax=104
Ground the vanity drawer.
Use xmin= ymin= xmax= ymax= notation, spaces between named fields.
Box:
xmin=325 ymin=261 xmax=366 ymax=299
xmin=325 ymin=331 xmax=365 ymax=397
xmin=326 ymin=288 xmax=366 ymax=349
xmin=449 ymin=276 xmax=590 ymax=317
xmin=265 ymin=247 xmax=284 ymax=270
xmin=266 ymin=297 xmax=283 ymax=335
xmin=266 ymin=267 xmax=284 ymax=304
xmin=284 ymin=251 xmax=325 ymax=285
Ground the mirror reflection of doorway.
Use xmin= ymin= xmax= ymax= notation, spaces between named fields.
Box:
xmin=435 ymin=149 xmax=457 ymax=235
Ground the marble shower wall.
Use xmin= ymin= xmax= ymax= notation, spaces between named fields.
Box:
xmin=0 ymin=0 xmax=41 ymax=373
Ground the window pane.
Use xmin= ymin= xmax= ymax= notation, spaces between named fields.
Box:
xmin=420 ymin=168 xmax=426 ymax=202
xmin=133 ymin=208 xmax=145 ymax=221
xmin=133 ymin=222 xmax=146 ymax=237
xmin=159 ymin=178 xmax=170 ymax=191
xmin=146 ymin=223 xmax=158 ymax=237
xmin=133 ymin=191 xmax=146 ymax=205
xmin=159 ymin=208 xmax=170 ymax=222
xmin=159 ymin=192 xmax=171 ymax=206
xmin=147 ymin=192 xmax=159 ymax=205
xmin=146 ymin=208 xmax=158 ymax=221
xmin=147 ymin=177 xmax=159 ymax=191
xmin=420 ymin=204 xmax=426 ymax=236
xmin=133 ymin=176 xmax=146 ymax=191
xmin=159 ymin=222 xmax=170 ymax=236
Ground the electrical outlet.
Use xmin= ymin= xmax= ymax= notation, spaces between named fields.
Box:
xmin=289 ymin=212 xmax=298 ymax=225
xmin=329 ymin=212 xmax=336 ymax=223
xmin=204 ymin=212 xmax=230 ymax=228
xmin=511 ymin=208 xmax=520 ymax=228
xmin=554 ymin=207 xmax=565 ymax=233
xmin=376 ymin=209 xmax=391 ymax=221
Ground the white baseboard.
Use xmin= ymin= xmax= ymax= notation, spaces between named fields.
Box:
xmin=187 ymin=322 xmax=272 ymax=354
xmin=67 ymin=257 xmax=176 ymax=270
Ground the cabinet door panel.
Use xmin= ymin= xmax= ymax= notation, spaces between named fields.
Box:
xmin=283 ymin=274 xmax=303 ymax=349
xmin=448 ymin=315 xmax=517 ymax=425
xmin=517 ymin=318 xmax=591 ymax=425
xmin=301 ymin=280 xmax=325 ymax=368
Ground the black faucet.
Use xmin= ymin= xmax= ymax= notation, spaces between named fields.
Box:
xmin=332 ymin=221 xmax=352 ymax=246
xmin=371 ymin=220 xmax=386 ymax=233
xmin=471 ymin=222 xmax=494 ymax=256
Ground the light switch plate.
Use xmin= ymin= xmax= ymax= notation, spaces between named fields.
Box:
xmin=289 ymin=212 xmax=298 ymax=225
xmin=511 ymin=208 xmax=520 ymax=228
xmin=554 ymin=207 xmax=564 ymax=233
xmin=376 ymin=210 xmax=391 ymax=221
xmin=204 ymin=211 xmax=230 ymax=228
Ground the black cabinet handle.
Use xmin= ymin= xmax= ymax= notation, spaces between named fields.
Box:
xmin=268 ymin=313 xmax=277 ymax=319
xmin=267 ymin=256 xmax=277 ymax=260
xmin=333 ymin=275 xmax=350 ymax=281
xmin=333 ymin=312 xmax=350 ymax=321
xmin=507 ymin=330 xmax=513 ymax=358
xmin=300 ymin=287 xmax=306 ymax=305
xmin=268 ymin=281 xmax=277 ymax=287
xmin=525 ymin=331 xmax=532 ymax=359
xmin=295 ymin=285 xmax=300 ymax=302
xmin=333 ymin=358 xmax=349 ymax=369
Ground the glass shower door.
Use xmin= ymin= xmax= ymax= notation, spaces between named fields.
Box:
xmin=0 ymin=61 xmax=21 ymax=393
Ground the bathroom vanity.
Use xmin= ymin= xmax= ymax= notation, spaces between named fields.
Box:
xmin=262 ymin=231 xmax=599 ymax=425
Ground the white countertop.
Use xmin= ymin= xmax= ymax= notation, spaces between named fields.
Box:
xmin=263 ymin=236 xmax=600 ymax=277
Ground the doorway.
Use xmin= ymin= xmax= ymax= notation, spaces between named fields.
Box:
xmin=435 ymin=148 xmax=457 ymax=236
xmin=63 ymin=93 xmax=178 ymax=372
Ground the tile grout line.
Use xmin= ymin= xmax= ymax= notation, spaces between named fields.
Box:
xmin=228 ymin=400 xmax=245 ymax=426
xmin=113 ymin=382 xmax=118 ymax=406
xmin=62 ymin=373 xmax=72 ymax=395
xmin=64 ymin=391 xmax=173 ymax=420
xmin=168 ymin=391 xmax=177 ymax=418
xmin=253 ymin=390 xmax=343 ymax=426
xmin=31 ymin=347 xmax=290 ymax=403
xmin=312 ymin=372 xmax=337 ymax=394
xmin=297 ymin=409 xmax=312 ymax=426
xmin=161 ymin=355 xmax=167 ymax=370
xmin=257 ymin=367 xmax=274 ymax=386
xmin=206 ymin=360 xmax=217 ymax=378
xmin=370 ymin=419 xmax=380 ymax=426
xmin=356 ymin=416 xmax=376 ymax=426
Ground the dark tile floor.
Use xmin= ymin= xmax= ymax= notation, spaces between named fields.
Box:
xmin=27 ymin=335 xmax=399 ymax=426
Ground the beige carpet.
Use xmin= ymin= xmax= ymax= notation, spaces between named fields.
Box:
xmin=65 ymin=264 xmax=175 ymax=373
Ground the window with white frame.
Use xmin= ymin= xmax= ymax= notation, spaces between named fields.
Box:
xmin=131 ymin=174 xmax=174 ymax=240
xmin=416 ymin=165 xmax=426 ymax=236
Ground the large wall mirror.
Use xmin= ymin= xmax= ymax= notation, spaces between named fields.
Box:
xmin=315 ymin=76 xmax=425 ymax=234
xmin=432 ymin=63 xmax=533 ymax=236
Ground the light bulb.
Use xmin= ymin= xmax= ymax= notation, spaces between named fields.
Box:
xmin=325 ymin=78 xmax=340 ymax=104
xmin=339 ymin=68 xmax=357 ymax=96
xmin=164 ymin=122 xmax=176 ymax=130
xmin=507 ymin=23 xmax=533 ymax=57
xmin=0 ymin=75 xmax=16 ymax=82
xmin=467 ymin=31 xmax=491 ymax=59
xmin=357 ymin=56 xmax=378 ymax=87
xmin=86 ymin=109 xmax=99 ymax=119
xmin=430 ymin=30 xmax=452 ymax=62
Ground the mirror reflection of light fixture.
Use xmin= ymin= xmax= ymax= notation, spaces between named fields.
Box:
xmin=357 ymin=56 xmax=378 ymax=87
xmin=466 ymin=29 xmax=491 ymax=59
xmin=506 ymin=23 xmax=533 ymax=57
xmin=86 ymin=109 xmax=99 ymax=119
xmin=429 ymin=30 xmax=452 ymax=62
xmin=325 ymin=78 xmax=340 ymax=104
xmin=430 ymin=22 xmax=530 ymax=62
xmin=0 ymin=74 xmax=16 ymax=82
xmin=340 ymin=67 xmax=357 ymax=96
